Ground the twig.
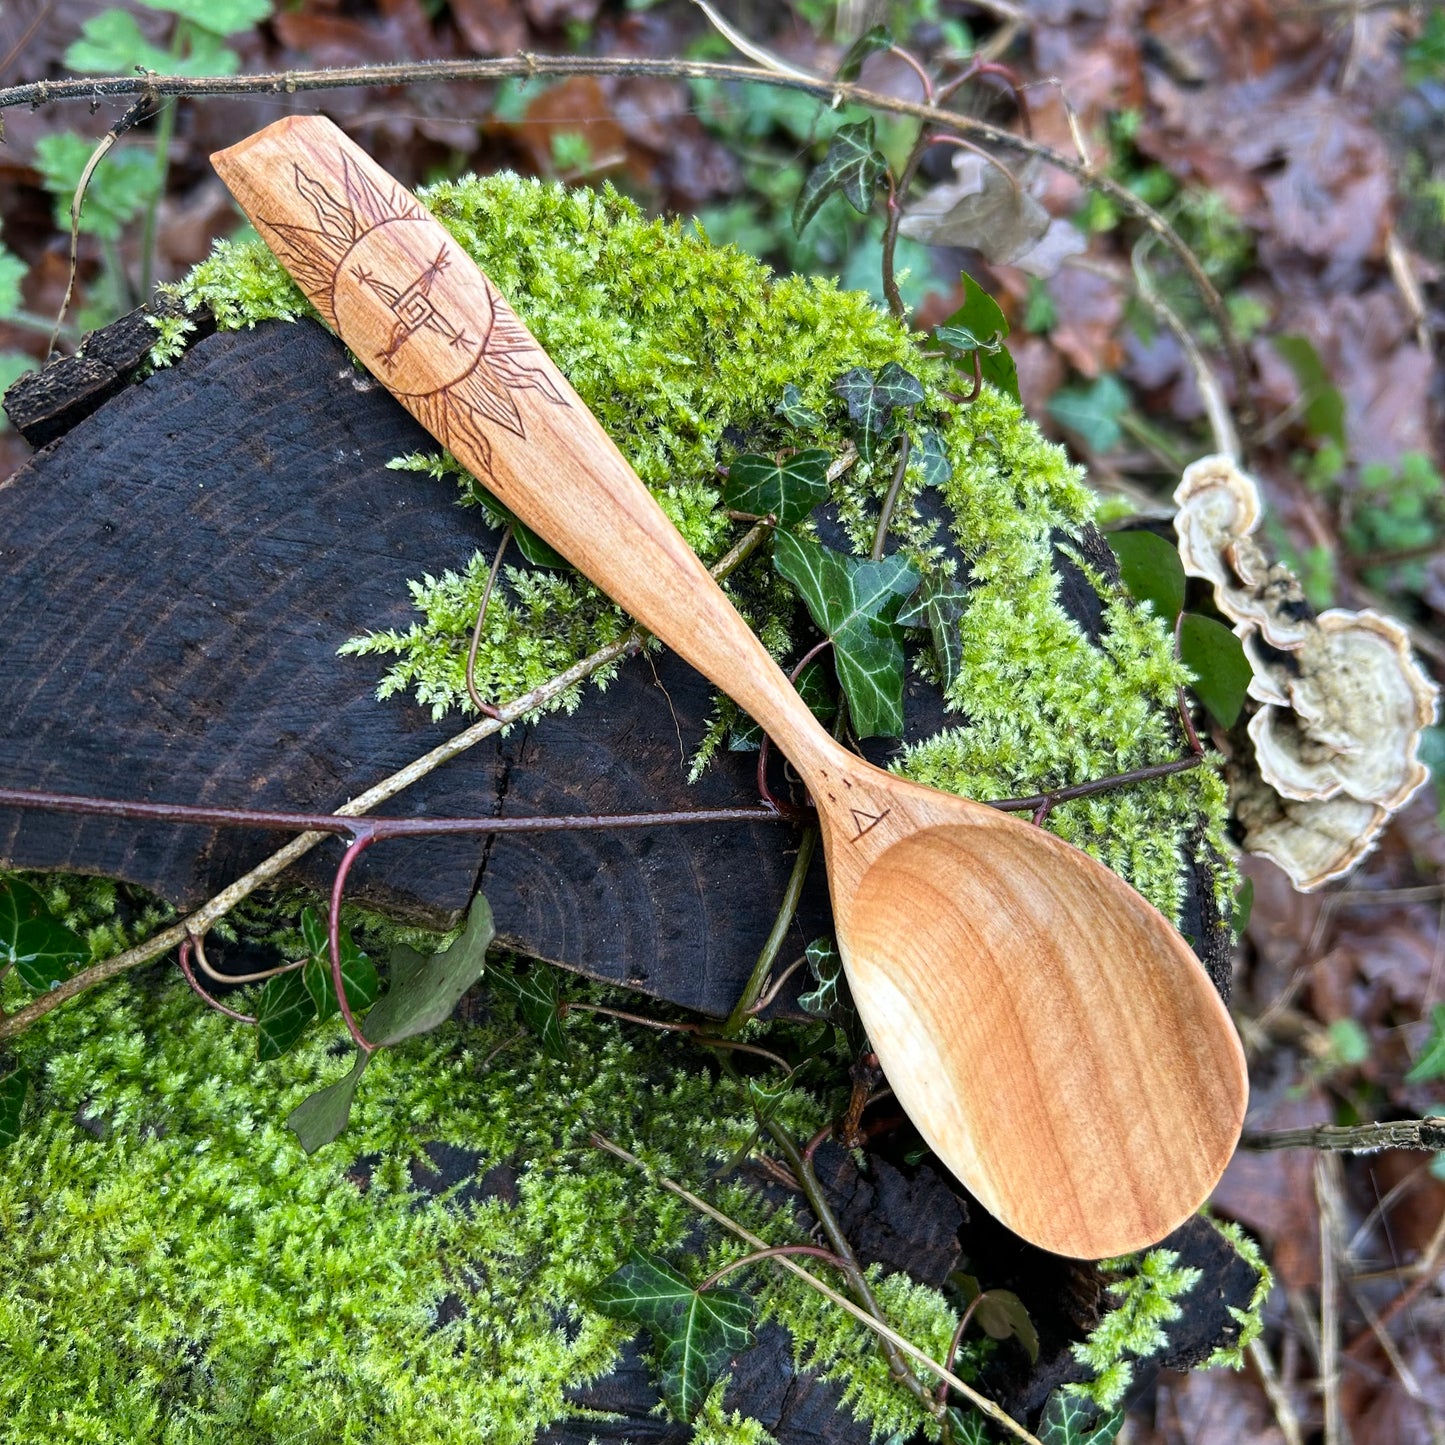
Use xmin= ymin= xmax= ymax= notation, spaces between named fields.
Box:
xmin=765 ymin=1116 xmax=941 ymax=1418
xmin=871 ymin=429 xmax=913 ymax=559
xmin=465 ymin=522 xmax=512 ymax=720
xmin=747 ymin=953 xmax=808 ymax=1014
xmin=1127 ymin=235 xmax=1241 ymax=461
xmin=587 ymin=1130 xmax=1042 ymax=1445
xmin=1243 ymin=1119 xmax=1445 ymax=1153
xmin=177 ymin=935 xmax=257 ymax=1024
xmin=696 ymin=1243 xmax=849 ymax=1293
xmin=1316 ymin=1153 xmax=1347 ymax=1445
xmin=723 ymin=826 xmax=819 ymax=1034
xmin=0 ymin=524 xmax=774 ymax=1044
xmin=0 ymin=56 xmax=1252 ymax=430
xmin=1249 ymin=1335 xmax=1307 ymax=1445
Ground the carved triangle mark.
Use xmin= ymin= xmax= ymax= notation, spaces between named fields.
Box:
xmin=850 ymin=807 xmax=890 ymax=839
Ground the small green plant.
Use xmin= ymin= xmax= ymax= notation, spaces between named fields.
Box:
xmin=35 ymin=0 xmax=274 ymax=331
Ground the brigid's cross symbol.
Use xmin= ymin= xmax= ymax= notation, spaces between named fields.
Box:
xmin=351 ymin=243 xmax=475 ymax=370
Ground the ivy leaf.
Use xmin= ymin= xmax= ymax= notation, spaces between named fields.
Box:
xmin=1048 ymin=375 xmax=1130 ymax=455
xmin=835 ymin=363 xmax=925 ymax=463
xmin=1406 ymin=1004 xmax=1445 ymax=1084
xmin=1178 ymin=612 xmax=1252 ymax=729
xmin=593 ymin=1250 xmax=755 ymax=1422
xmin=491 ymin=962 xmax=570 ymax=1061
xmin=836 ymin=25 xmax=892 ymax=81
xmin=1038 ymin=1390 xmax=1125 ymax=1445
xmin=0 ymin=1071 xmax=28 ymax=1149
xmin=773 ymin=531 xmax=919 ymax=737
xmin=286 ymin=1052 xmax=370 ymax=1154
xmin=944 ymin=1407 xmax=993 ymax=1445
xmin=938 ymin=271 xmax=1019 ymax=400
xmin=0 ymin=877 xmax=87 ymax=992
xmin=777 ymin=383 xmax=823 ymax=429
xmin=911 ymin=429 xmax=952 ymax=490
xmin=730 ymin=658 xmax=835 ymax=750
xmin=139 ymin=0 xmax=274 ymax=39
xmin=896 ymin=569 xmax=967 ymax=692
xmin=1106 ymin=530 xmax=1186 ymax=624
xmin=794 ymin=119 xmax=888 ymax=234
xmin=362 ymin=896 xmax=494 ymax=1047
xmin=798 ymin=937 xmax=847 ymax=1021
xmin=723 ymin=450 xmax=831 ymax=527
xmin=299 ymin=909 xmax=380 ymax=1024
xmin=798 ymin=936 xmax=865 ymax=1052
xmin=255 ymin=968 xmax=317 ymax=1061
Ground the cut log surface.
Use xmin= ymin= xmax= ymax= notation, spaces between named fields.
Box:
xmin=0 ymin=318 xmax=829 ymax=1014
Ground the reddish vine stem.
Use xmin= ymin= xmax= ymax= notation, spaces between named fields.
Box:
xmin=881 ymin=127 xmax=933 ymax=323
xmin=937 ymin=1294 xmax=989 ymax=1407
xmin=756 ymin=637 xmax=834 ymax=819
xmin=0 ymin=786 xmax=781 ymax=840
xmin=177 ymin=936 xmax=257 ymax=1024
xmin=936 ymin=57 xmax=1032 ymax=136
xmin=329 ymin=833 xmax=379 ymax=1051
xmin=465 ymin=522 xmax=512 ymax=720
xmin=696 ymin=1243 xmax=850 ymax=1294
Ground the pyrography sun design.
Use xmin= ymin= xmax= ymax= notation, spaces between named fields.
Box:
xmin=256 ymin=153 xmax=567 ymax=481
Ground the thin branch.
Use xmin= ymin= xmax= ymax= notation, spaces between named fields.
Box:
xmin=696 ymin=1243 xmax=849 ymax=1293
xmin=176 ymin=935 xmax=257 ymax=1023
xmin=329 ymin=835 xmax=378 ymax=1051
xmin=871 ymin=429 xmax=913 ymax=559
xmin=0 ymin=56 xmax=1251 ymax=432
xmin=723 ymin=825 xmax=819 ymax=1034
xmin=587 ymin=1130 xmax=1042 ymax=1445
xmin=1243 ymin=1118 xmax=1445 ymax=1153
xmin=747 ymin=953 xmax=809 ymax=1015
xmin=1316 ymin=1153 xmax=1346 ymax=1445
xmin=465 ymin=522 xmax=512 ymax=720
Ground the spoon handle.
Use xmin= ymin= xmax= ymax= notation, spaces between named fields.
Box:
xmin=212 ymin=116 xmax=831 ymax=772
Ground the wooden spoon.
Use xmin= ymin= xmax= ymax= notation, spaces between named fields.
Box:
xmin=213 ymin=116 xmax=1247 ymax=1258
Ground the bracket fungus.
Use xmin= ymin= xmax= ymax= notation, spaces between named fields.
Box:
xmin=1174 ymin=455 xmax=1438 ymax=890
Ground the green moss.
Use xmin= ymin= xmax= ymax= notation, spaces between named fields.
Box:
xmin=1202 ymin=1220 xmax=1273 ymax=1369
xmin=1068 ymin=1248 xmax=1203 ymax=1412
xmin=173 ymin=171 xmax=1232 ymax=923
xmin=0 ymin=967 xmax=979 ymax=1443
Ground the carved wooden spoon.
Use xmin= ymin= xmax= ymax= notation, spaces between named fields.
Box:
xmin=213 ymin=116 xmax=1248 ymax=1258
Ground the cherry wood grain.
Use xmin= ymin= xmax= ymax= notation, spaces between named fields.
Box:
xmin=212 ymin=115 xmax=1248 ymax=1257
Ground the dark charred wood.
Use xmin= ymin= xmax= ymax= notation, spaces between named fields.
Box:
xmin=1 ymin=295 xmax=214 ymax=447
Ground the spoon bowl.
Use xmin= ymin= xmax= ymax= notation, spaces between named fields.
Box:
xmin=213 ymin=116 xmax=1248 ymax=1258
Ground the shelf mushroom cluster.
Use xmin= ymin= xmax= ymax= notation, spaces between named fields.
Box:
xmin=1174 ymin=455 xmax=1438 ymax=890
